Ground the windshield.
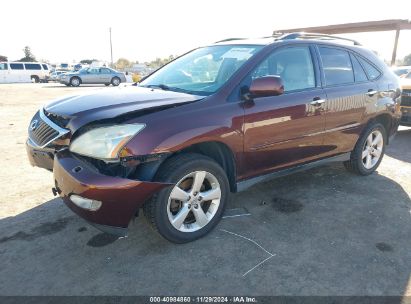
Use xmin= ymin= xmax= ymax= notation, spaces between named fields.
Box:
xmin=139 ymin=45 xmax=263 ymax=95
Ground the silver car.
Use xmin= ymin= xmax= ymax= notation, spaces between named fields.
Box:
xmin=59 ymin=67 xmax=126 ymax=87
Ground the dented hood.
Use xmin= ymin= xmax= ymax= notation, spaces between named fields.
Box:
xmin=44 ymin=86 xmax=202 ymax=131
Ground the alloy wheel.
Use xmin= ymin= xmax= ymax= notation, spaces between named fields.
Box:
xmin=166 ymin=171 xmax=221 ymax=233
xmin=362 ymin=130 xmax=383 ymax=169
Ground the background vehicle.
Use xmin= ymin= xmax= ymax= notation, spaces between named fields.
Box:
xmin=400 ymin=71 xmax=411 ymax=125
xmin=27 ymin=33 xmax=401 ymax=243
xmin=0 ymin=62 xmax=50 ymax=83
xmin=50 ymin=70 xmax=68 ymax=82
xmin=392 ymin=66 xmax=411 ymax=77
xmin=59 ymin=67 xmax=126 ymax=86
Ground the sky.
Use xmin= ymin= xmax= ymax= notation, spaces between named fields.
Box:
xmin=1 ymin=0 xmax=411 ymax=64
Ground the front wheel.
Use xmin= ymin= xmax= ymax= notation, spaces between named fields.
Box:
xmin=344 ymin=122 xmax=386 ymax=175
xmin=144 ymin=153 xmax=229 ymax=243
xmin=70 ymin=77 xmax=81 ymax=87
xmin=111 ymin=77 xmax=121 ymax=86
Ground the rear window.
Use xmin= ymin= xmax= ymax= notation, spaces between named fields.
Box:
xmin=357 ymin=56 xmax=381 ymax=80
xmin=10 ymin=63 xmax=24 ymax=70
xmin=41 ymin=64 xmax=48 ymax=70
xmin=25 ymin=63 xmax=41 ymax=70
xmin=319 ymin=47 xmax=354 ymax=86
xmin=0 ymin=63 xmax=8 ymax=70
xmin=350 ymin=54 xmax=368 ymax=82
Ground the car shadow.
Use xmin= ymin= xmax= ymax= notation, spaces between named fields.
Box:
xmin=385 ymin=126 xmax=411 ymax=163
xmin=0 ymin=166 xmax=410 ymax=297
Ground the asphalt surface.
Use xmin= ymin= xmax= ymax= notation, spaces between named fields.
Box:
xmin=0 ymin=84 xmax=410 ymax=296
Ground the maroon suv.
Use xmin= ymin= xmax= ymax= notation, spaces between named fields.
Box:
xmin=26 ymin=33 xmax=401 ymax=243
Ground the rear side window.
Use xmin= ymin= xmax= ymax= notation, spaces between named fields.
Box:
xmin=41 ymin=64 xmax=48 ymax=70
xmin=349 ymin=54 xmax=368 ymax=82
xmin=356 ymin=56 xmax=381 ymax=80
xmin=25 ymin=63 xmax=41 ymax=70
xmin=319 ymin=47 xmax=354 ymax=86
xmin=10 ymin=63 xmax=24 ymax=70
xmin=101 ymin=68 xmax=111 ymax=73
xmin=0 ymin=63 xmax=8 ymax=70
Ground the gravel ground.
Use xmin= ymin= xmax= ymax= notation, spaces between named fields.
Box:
xmin=0 ymin=83 xmax=410 ymax=296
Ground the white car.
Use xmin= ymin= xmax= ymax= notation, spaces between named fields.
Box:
xmin=0 ymin=61 xmax=50 ymax=83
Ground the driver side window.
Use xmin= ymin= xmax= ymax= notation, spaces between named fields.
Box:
xmin=252 ymin=46 xmax=315 ymax=92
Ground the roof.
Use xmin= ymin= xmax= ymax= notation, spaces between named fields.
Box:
xmin=274 ymin=19 xmax=411 ymax=35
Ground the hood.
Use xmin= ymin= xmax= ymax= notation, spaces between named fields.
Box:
xmin=44 ymin=86 xmax=202 ymax=132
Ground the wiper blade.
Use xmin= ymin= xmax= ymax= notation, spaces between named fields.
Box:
xmin=144 ymin=84 xmax=171 ymax=90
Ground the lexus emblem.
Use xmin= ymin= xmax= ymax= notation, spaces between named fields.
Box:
xmin=30 ymin=120 xmax=38 ymax=131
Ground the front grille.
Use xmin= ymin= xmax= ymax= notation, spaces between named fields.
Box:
xmin=28 ymin=111 xmax=62 ymax=147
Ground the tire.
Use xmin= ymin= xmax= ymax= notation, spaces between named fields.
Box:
xmin=344 ymin=122 xmax=386 ymax=175
xmin=111 ymin=77 xmax=121 ymax=86
xmin=70 ymin=77 xmax=81 ymax=87
xmin=104 ymin=83 xmax=110 ymax=86
xmin=31 ymin=76 xmax=39 ymax=83
xmin=143 ymin=153 xmax=229 ymax=243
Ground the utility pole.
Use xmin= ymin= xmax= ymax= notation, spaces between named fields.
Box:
xmin=109 ymin=27 xmax=113 ymax=68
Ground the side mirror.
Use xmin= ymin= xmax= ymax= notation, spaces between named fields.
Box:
xmin=247 ymin=75 xmax=284 ymax=99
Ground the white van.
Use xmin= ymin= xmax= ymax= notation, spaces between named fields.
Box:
xmin=0 ymin=62 xmax=50 ymax=83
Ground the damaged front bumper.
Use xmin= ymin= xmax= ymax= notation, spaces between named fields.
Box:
xmin=53 ymin=150 xmax=172 ymax=236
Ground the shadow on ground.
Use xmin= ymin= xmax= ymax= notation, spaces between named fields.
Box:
xmin=1 ymin=162 xmax=410 ymax=297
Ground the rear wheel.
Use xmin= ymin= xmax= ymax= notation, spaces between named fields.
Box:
xmin=70 ymin=77 xmax=81 ymax=87
xmin=144 ymin=153 xmax=229 ymax=243
xmin=111 ymin=77 xmax=121 ymax=86
xmin=104 ymin=83 xmax=110 ymax=86
xmin=344 ymin=122 xmax=386 ymax=175
xmin=31 ymin=75 xmax=39 ymax=83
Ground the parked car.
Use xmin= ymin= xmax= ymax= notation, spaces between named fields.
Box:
xmin=59 ymin=67 xmax=126 ymax=86
xmin=27 ymin=33 xmax=401 ymax=243
xmin=50 ymin=70 xmax=68 ymax=82
xmin=0 ymin=61 xmax=50 ymax=83
xmin=392 ymin=66 xmax=411 ymax=78
xmin=399 ymin=71 xmax=411 ymax=125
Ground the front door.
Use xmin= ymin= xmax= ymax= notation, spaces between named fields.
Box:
xmin=242 ymin=45 xmax=328 ymax=179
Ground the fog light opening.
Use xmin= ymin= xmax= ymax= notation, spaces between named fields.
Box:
xmin=70 ymin=195 xmax=102 ymax=211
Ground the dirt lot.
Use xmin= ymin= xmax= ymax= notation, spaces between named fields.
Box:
xmin=0 ymin=83 xmax=410 ymax=296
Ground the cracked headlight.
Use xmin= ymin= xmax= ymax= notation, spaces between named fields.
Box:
xmin=69 ymin=124 xmax=145 ymax=160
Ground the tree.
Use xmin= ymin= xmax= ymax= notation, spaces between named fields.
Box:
xmin=0 ymin=55 xmax=7 ymax=61
xmin=115 ymin=58 xmax=132 ymax=70
xmin=18 ymin=46 xmax=36 ymax=62
xmin=80 ymin=59 xmax=97 ymax=65
xmin=403 ymin=53 xmax=411 ymax=66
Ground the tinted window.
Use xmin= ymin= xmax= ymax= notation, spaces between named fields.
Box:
xmin=89 ymin=68 xmax=100 ymax=74
xmin=319 ymin=47 xmax=354 ymax=86
xmin=350 ymin=54 xmax=368 ymax=82
xmin=10 ymin=63 xmax=24 ymax=70
xmin=357 ymin=56 xmax=381 ymax=80
xmin=42 ymin=64 xmax=48 ymax=70
xmin=0 ymin=63 xmax=8 ymax=70
xmin=252 ymin=46 xmax=315 ymax=92
xmin=25 ymin=63 xmax=41 ymax=70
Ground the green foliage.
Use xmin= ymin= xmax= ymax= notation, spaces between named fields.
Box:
xmin=115 ymin=58 xmax=132 ymax=70
xmin=18 ymin=46 xmax=36 ymax=62
xmin=80 ymin=59 xmax=97 ymax=65
xmin=0 ymin=55 xmax=7 ymax=61
xmin=403 ymin=53 xmax=411 ymax=66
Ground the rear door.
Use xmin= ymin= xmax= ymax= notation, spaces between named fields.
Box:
xmin=242 ymin=45 xmax=328 ymax=179
xmin=100 ymin=68 xmax=112 ymax=83
xmin=317 ymin=46 xmax=379 ymax=154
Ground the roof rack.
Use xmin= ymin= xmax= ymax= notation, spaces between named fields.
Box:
xmin=214 ymin=38 xmax=247 ymax=43
xmin=273 ymin=32 xmax=362 ymax=46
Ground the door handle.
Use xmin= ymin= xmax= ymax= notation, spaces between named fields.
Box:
xmin=310 ymin=97 xmax=326 ymax=107
xmin=367 ymin=89 xmax=378 ymax=96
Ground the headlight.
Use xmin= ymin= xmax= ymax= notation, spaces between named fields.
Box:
xmin=69 ymin=124 xmax=145 ymax=160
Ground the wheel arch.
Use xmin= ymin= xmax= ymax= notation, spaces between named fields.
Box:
xmin=70 ymin=76 xmax=82 ymax=84
xmin=135 ymin=141 xmax=237 ymax=193
xmin=369 ymin=113 xmax=392 ymax=144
